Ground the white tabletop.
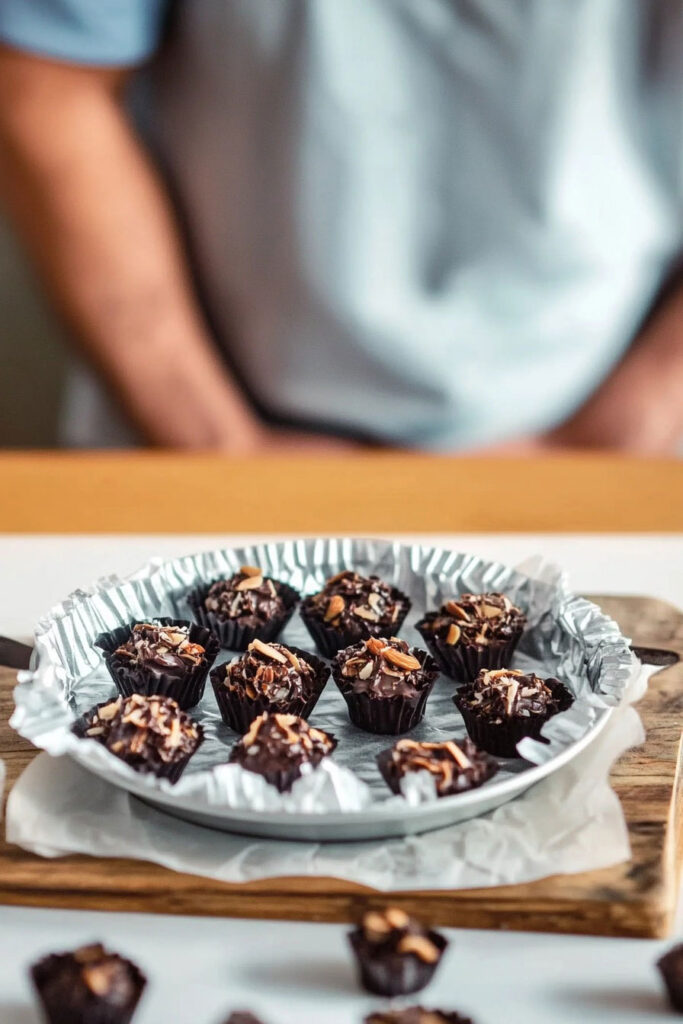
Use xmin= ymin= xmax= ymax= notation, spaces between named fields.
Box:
xmin=1 ymin=533 xmax=682 ymax=1024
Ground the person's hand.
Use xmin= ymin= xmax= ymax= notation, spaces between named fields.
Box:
xmin=236 ymin=423 xmax=360 ymax=455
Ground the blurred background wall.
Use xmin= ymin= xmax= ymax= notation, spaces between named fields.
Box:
xmin=0 ymin=213 xmax=66 ymax=446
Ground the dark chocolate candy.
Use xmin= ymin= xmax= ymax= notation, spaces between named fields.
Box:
xmin=350 ymin=906 xmax=448 ymax=997
xmin=203 ymin=566 xmax=287 ymax=626
xmin=78 ymin=692 xmax=203 ymax=783
xmin=454 ymin=668 xmax=574 ymax=758
xmin=31 ymin=942 xmax=146 ymax=1024
xmin=332 ymin=637 xmax=438 ymax=734
xmin=301 ymin=570 xmax=411 ymax=656
xmin=419 ymin=592 xmax=525 ymax=648
xmin=378 ymin=736 xmax=498 ymax=797
xmin=211 ymin=640 xmax=329 ymax=731
xmin=416 ymin=592 xmax=526 ymax=682
xmin=113 ymin=621 xmax=205 ymax=679
xmin=365 ymin=1008 xmax=474 ymax=1024
xmin=228 ymin=712 xmax=337 ymax=792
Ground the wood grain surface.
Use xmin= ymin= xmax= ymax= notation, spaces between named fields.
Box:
xmin=1 ymin=452 xmax=681 ymax=533
xmin=1 ymin=595 xmax=681 ymax=938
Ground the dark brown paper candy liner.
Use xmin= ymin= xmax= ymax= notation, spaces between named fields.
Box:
xmin=348 ymin=928 xmax=448 ymax=997
xmin=300 ymin=589 xmax=412 ymax=658
xmin=658 ymin=947 xmax=683 ymax=1013
xmin=186 ymin=579 xmax=300 ymax=651
xmin=415 ymin=617 xmax=524 ymax=683
xmin=230 ymin=732 xmax=338 ymax=793
xmin=31 ymin=952 xmax=147 ymax=1024
xmin=454 ymin=679 xmax=574 ymax=758
xmin=332 ymin=650 xmax=438 ymax=735
xmin=210 ymin=645 xmax=330 ymax=732
xmin=72 ymin=700 xmax=204 ymax=785
xmin=95 ymin=617 xmax=220 ymax=711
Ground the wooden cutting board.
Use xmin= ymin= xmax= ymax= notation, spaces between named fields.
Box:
xmin=1 ymin=594 xmax=681 ymax=938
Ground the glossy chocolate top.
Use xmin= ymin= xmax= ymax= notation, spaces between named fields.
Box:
xmin=113 ymin=621 xmax=205 ymax=679
xmin=229 ymin=712 xmax=336 ymax=775
xmin=383 ymin=737 xmax=498 ymax=795
xmin=203 ymin=565 xmax=287 ymax=625
xmin=458 ymin=668 xmax=566 ymax=724
xmin=420 ymin=592 xmax=525 ymax=648
xmin=82 ymin=692 xmax=202 ymax=769
xmin=221 ymin=640 xmax=317 ymax=705
xmin=335 ymin=637 xmax=434 ymax=699
xmin=304 ymin=570 xmax=407 ymax=638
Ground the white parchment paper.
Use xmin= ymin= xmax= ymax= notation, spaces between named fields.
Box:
xmin=5 ymin=667 xmax=649 ymax=890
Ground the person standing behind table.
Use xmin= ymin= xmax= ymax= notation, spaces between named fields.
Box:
xmin=0 ymin=1 xmax=681 ymax=453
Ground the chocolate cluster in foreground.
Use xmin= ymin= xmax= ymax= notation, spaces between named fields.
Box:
xmin=203 ymin=566 xmax=286 ymax=625
xmin=229 ymin=712 xmax=337 ymax=792
xmin=113 ymin=622 xmax=205 ymax=680
xmin=301 ymin=570 xmax=410 ymax=655
xmin=658 ymin=944 xmax=683 ymax=1012
xmin=80 ymin=692 xmax=203 ymax=782
xmin=333 ymin=637 xmax=438 ymax=734
xmin=365 ymin=1009 xmax=474 ymax=1024
xmin=350 ymin=907 xmax=448 ymax=997
xmin=31 ymin=942 xmax=146 ymax=1024
xmin=416 ymin=592 xmax=525 ymax=681
xmin=378 ymin=737 xmax=498 ymax=797
xmin=455 ymin=668 xmax=574 ymax=758
xmin=223 ymin=639 xmax=317 ymax=704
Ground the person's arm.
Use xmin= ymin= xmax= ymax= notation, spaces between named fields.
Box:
xmin=545 ymin=278 xmax=683 ymax=454
xmin=0 ymin=45 xmax=338 ymax=451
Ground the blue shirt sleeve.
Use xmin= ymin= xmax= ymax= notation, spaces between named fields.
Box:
xmin=0 ymin=0 xmax=168 ymax=67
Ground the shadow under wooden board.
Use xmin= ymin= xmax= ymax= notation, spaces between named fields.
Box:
xmin=1 ymin=595 xmax=682 ymax=939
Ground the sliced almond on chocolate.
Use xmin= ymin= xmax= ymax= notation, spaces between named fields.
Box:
xmin=445 ymin=740 xmax=472 ymax=770
xmin=445 ymin=623 xmax=461 ymax=645
xmin=363 ymin=910 xmax=392 ymax=935
xmin=358 ymin=660 xmax=374 ymax=680
xmin=383 ymin=647 xmax=421 ymax=671
xmin=239 ymin=564 xmax=262 ymax=577
xmin=283 ymin=648 xmax=301 ymax=671
xmin=249 ymin=638 xmax=288 ymax=663
xmin=396 ymin=934 xmax=440 ymax=963
xmin=353 ymin=605 xmax=379 ymax=622
xmin=235 ymin=574 xmax=264 ymax=591
xmin=324 ymin=594 xmax=345 ymax=622
xmin=445 ymin=600 xmax=470 ymax=620
xmin=365 ymin=637 xmax=386 ymax=655
xmin=97 ymin=700 xmax=121 ymax=722
xmin=483 ymin=602 xmax=504 ymax=619
xmin=367 ymin=592 xmax=383 ymax=612
xmin=385 ymin=906 xmax=410 ymax=928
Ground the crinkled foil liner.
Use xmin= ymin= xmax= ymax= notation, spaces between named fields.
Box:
xmin=10 ymin=540 xmax=633 ymax=821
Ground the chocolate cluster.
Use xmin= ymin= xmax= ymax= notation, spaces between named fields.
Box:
xmin=113 ymin=622 xmax=205 ymax=680
xmin=80 ymin=692 xmax=203 ymax=782
xmin=229 ymin=712 xmax=337 ymax=792
xmin=31 ymin=942 xmax=146 ymax=1024
xmin=421 ymin=592 xmax=525 ymax=647
xmin=455 ymin=668 xmax=574 ymax=758
xmin=224 ymin=640 xmax=317 ymax=704
xmin=301 ymin=571 xmax=410 ymax=656
xmin=458 ymin=669 xmax=566 ymax=724
xmin=203 ymin=566 xmax=287 ymax=626
xmin=365 ymin=1009 xmax=474 ymax=1024
xmin=333 ymin=637 xmax=438 ymax=734
xmin=378 ymin=737 xmax=498 ymax=797
xmin=349 ymin=906 xmax=447 ymax=997
xmin=416 ymin=592 xmax=525 ymax=681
